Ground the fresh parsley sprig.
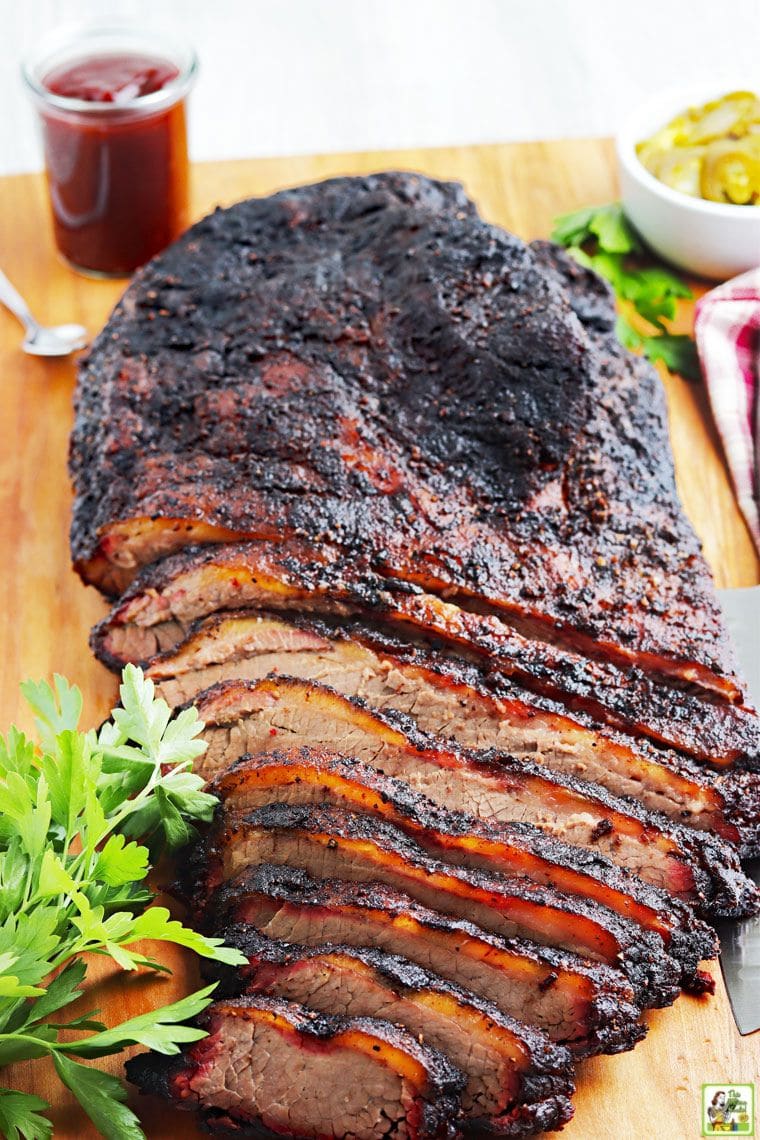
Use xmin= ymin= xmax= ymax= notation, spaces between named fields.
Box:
xmin=0 ymin=665 xmax=246 ymax=1140
xmin=551 ymin=203 xmax=701 ymax=381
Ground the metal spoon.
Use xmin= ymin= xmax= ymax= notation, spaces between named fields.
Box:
xmin=0 ymin=268 xmax=87 ymax=356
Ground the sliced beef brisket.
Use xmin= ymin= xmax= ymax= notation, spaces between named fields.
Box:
xmin=202 ymin=931 xmax=575 ymax=1135
xmin=205 ymin=748 xmax=717 ymax=990
xmin=192 ymin=801 xmax=681 ymax=1007
xmin=212 ymin=864 xmax=646 ymax=1055
xmin=121 ymin=606 xmax=760 ymax=851
xmin=126 ymin=994 xmax=467 ymax=1139
xmin=92 ymin=543 xmax=760 ymax=766
xmin=189 ymin=677 xmax=758 ymax=918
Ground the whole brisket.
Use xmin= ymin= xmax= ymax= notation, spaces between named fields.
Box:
xmin=71 ymin=172 xmax=743 ymax=704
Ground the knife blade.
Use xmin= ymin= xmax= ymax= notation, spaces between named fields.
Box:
xmin=716 ymin=585 xmax=760 ymax=1035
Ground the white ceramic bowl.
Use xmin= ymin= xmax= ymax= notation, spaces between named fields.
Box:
xmin=616 ymin=83 xmax=760 ymax=280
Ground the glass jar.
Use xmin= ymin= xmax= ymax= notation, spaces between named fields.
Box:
xmin=23 ymin=24 xmax=198 ymax=277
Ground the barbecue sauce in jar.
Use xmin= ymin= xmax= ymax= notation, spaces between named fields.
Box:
xmin=25 ymin=30 xmax=197 ymax=276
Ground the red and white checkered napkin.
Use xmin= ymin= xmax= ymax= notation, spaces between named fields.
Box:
xmin=695 ymin=268 xmax=760 ymax=554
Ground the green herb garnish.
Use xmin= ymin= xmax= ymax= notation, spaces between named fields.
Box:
xmin=551 ymin=203 xmax=701 ymax=381
xmin=0 ymin=665 xmax=245 ymax=1140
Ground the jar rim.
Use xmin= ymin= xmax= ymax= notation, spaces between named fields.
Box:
xmin=22 ymin=21 xmax=198 ymax=115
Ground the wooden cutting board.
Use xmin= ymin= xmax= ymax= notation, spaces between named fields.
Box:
xmin=0 ymin=138 xmax=758 ymax=1139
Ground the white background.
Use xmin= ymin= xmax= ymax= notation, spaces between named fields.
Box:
xmin=1 ymin=0 xmax=759 ymax=176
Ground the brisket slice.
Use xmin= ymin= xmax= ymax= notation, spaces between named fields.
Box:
xmin=206 ymin=748 xmax=717 ymax=991
xmin=193 ymin=801 xmax=681 ymax=1007
xmin=213 ymin=863 xmax=645 ymax=1055
xmin=92 ymin=543 xmax=760 ymax=766
xmin=132 ymin=606 xmax=760 ymax=850
xmin=72 ymin=172 xmax=741 ymax=703
xmin=126 ymin=993 xmax=466 ymax=1140
xmin=202 ymin=930 xmax=575 ymax=1135
xmin=190 ymin=677 xmax=758 ymax=918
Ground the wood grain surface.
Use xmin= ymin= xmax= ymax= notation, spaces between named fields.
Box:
xmin=0 ymin=139 xmax=758 ymax=1139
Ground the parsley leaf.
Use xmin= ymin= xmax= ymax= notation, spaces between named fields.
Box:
xmin=615 ymin=311 xmax=644 ymax=351
xmin=93 ymin=834 xmax=150 ymax=887
xmin=0 ymin=665 xmax=246 ymax=1139
xmin=0 ymin=1090 xmax=53 ymax=1140
xmin=550 ymin=206 xmax=598 ymax=247
xmin=65 ymin=984 xmax=216 ymax=1058
xmin=552 ymin=203 xmax=640 ymax=254
xmin=52 ymin=1054 xmax=145 ymax=1140
xmin=552 ymin=202 xmax=700 ymax=380
xmin=588 ymin=204 xmax=640 ymax=254
xmin=642 ymin=333 xmax=701 ymax=382
xmin=125 ymin=907 xmax=245 ymax=966
xmin=20 ymin=676 xmax=82 ymax=753
xmin=19 ymin=961 xmax=86 ymax=1024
